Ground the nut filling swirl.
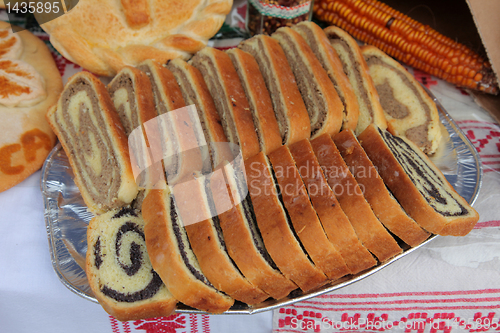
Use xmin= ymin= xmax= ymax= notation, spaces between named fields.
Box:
xmin=56 ymin=78 xmax=123 ymax=209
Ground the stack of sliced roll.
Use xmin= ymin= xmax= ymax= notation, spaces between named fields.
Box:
xmin=46 ymin=22 xmax=479 ymax=320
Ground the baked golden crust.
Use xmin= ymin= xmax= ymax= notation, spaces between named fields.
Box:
xmin=208 ymin=164 xmax=297 ymax=299
xmin=191 ymin=47 xmax=260 ymax=161
xmin=293 ymin=22 xmax=359 ymax=132
xmin=239 ymin=35 xmax=311 ymax=146
xmin=173 ymin=177 xmax=269 ymax=305
xmin=309 ymin=134 xmax=377 ymax=274
xmin=358 ymin=125 xmax=479 ymax=236
xmin=86 ymin=208 xmax=177 ymax=321
xmin=311 ymin=133 xmax=402 ymax=263
xmin=324 ymin=26 xmax=387 ymax=135
xmin=245 ymin=152 xmax=327 ymax=292
xmin=277 ymin=142 xmax=350 ymax=280
xmin=38 ymin=0 xmax=233 ymax=76
xmin=0 ymin=21 xmax=62 ymax=193
xmin=334 ymin=129 xmax=430 ymax=247
xmin=143 ymin=188 xmax=235 ymax=313
xmin=361 ymin=45 xmax=442 ymax=154
xmin=46 ymin=71 xmax=138 ymax=214
xmin=272 ymin=27 xmax=343 ymax=138
xmin=167 ymin=58 xmax=233 ymax=168
xmin=226 ymin=48 xmax=282 ymax=155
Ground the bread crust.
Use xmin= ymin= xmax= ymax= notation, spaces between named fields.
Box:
xmin=46 ymin=71 xmax=138 ymax=214
xmin=0 ymin=21 xmax=62 ymax=192
xmin=167 ymin=58 xmax=234 ymax=168
xmin=290 ymin=138 xmax=377 ymax=274
xmin=272 ymin=27 xmax=343 ymax=138
xmin=361 ymin=45 xmax=442 ymax=154
xmin=107 ymin=65 xmax=159 ymax=206
xmin=172 ymin=177 xmax=269 ymax=305
xmin=38 ymin=0 xmax=232 ymax=76
xmin=324 ymin=26 xmax=387 ymax=135
xmin=143 ymin=188 xmax=234 ymax=313
xmin=239 ymin=35 xmax=311 ymax=145
xmin=245 ymin=152 xmax=327 ymax=292
xmin=139 ymin=60 xmax=186 ymax=113
xmin=191 ymin=47 xmax=260 ymax=161
xmin=358 ymin=125 xmax=479 ymax=236
xmin=334 ymin=129 xmax=430 ymax=247
xmin=86 ymin=209 xmax=177 ymax=321
xmin=310 ymin=133 xmax=402 ymax=262
xmin=293 ymin=22 xmax=359 ymax=132
xmin=270 ymin=144 xmax=350 ymax=280
xmin=226 ymin=48 xmax=282 ymax=155
xmin=208 ymin=167 xmax=297 ymax=300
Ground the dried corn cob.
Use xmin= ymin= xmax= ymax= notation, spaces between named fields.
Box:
xmin=314 ymin=0 xmax=499 ymax=94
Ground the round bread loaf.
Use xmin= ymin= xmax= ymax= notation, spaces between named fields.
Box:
xmin=0 ymin=21 xmax=63 ymax=193
xmin=37 ymin=0 xmax=233 ymax=76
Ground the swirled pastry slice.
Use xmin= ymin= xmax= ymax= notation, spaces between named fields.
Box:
xmin=334 ymin=129 xmax=430 ymax=247
xmin=293 ymin=22 xmax=359 ymax=132
xmin=226 ymin=48 xmax=282 ymax=155
xmin=311 ymin=134 xmax=402 ymax=263
xmin=245 ymin=152 xmax=327 ymax=292
xmin=208 ymin=161 xmax=297 ymax=300
xmin=167 ymin=58 xmax=232 ymax=170
xmin=47 ymin=72 xmax=138 ymax=214
xmin=324 ymin=26 xmax=387 ymax=135
xmin=272 ymin=27 xmax=343 ymax=138
xmin=362 ymin=45 xmax=442 ymax=155
xmin=358 ymin=125 xmax=479 ymax=236
xmin=290 ymin=138 xmax=376 ymax=275
xmin=173 ymin=175 xmax=269 ymax=305
xmin=138 ymin=60 xmax=205 ymax=183
xmin=191 ymin=47 xmax=260 ymax=161
xmin=108 ymin=66 xmax=158 ymax=209
xmin=142 ymin=188 xmax=234 ymax=313
xmin=239 ymin=35 xmax=311 ymax=146
xmin=270 ymin=144 xmax=350 ymax=280
xmin=86 ymin=207 xmax=177 ymax=321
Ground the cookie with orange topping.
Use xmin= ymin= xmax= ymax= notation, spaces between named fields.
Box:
xmin=0 ymin=21 xmax=63 ymax=192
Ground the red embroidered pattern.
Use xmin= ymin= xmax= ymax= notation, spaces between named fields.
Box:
xmin=134 ymin=315 xmax=187 ymax=333
xmin=457 ymin=120 xmax=500 ymax=173
xmin=413 ymin=69 xmax=438 ymax=89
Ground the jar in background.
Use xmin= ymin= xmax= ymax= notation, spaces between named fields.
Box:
xmin=246 ymin=0 xmax=314 ymax=36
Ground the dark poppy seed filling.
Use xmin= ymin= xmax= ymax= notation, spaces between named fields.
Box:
xmin=94 ymin=237 xmax=103 ymax=269
xmin=113 ymin=207 xmax=138 ymax=219
xmin=101 ymin=271 xmax=163 ymax=303
xmin=115 ymin=222 xmax=144 ymax=276
xmin=170 ymin=197 xmax=214 ymax=288
xmin=241 ymin=195 xmax=279 ymax=270
xmin=379 ymin=128 xmax=468 ymax=216
xmin=89 ymin=208 xmax=168 ymax=304
xmin=203 ymin=177 xmax=227 ymax=251
xmin=268 ymin=160 xmax=312 ymax=261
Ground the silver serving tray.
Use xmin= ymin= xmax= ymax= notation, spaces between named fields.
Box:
xmin=41 ymin=93 xmax=482 ymax=314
